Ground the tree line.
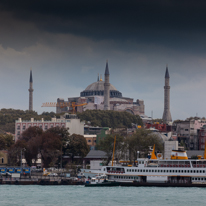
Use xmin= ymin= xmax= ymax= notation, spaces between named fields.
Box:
xmin=0 ymin=108 xmax=62 ymax=133
xmin=0 ymin=109 xmax=143 ymax=134
xmin=97 ymin=128 xmax=164 ymax=165
xmin=77 ymin=110 xmax=143 ymax=128
xmin=7 ymin=126 xmax=89 ymax=168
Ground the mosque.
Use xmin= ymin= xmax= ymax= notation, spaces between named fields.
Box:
xmin=56 ymin=62 xmax=145 ymax=115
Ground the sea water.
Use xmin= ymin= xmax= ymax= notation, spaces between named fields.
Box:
xmin=0 ymin=185 xmax=206 ymax=206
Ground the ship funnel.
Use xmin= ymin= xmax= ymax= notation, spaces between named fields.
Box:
xmin=171 ymin=150 xmax=188 ymax=160
xmin=150 ymin=144 xmax=157 ymax=160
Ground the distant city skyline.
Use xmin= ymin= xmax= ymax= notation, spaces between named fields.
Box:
xmin=0 ymin=1 xmax=206 ymax=120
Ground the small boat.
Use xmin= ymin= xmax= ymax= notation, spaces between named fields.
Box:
xmin=85 ymin=174 xmax=120 ymax=187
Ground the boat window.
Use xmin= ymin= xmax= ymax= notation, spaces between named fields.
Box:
xmin=135 ymin=169 xmax=137 ymax=172
xmin=140 ymin=170 xmax=142 ymax=172
xmin=132 ymin=169 xmax=134 ymax=172
xmin=163 ymin=170 xmax=165 ymax=173
xmin=143 ymin=170 xmax=145 ymax=172
xmin=194 ymin=170 xmax=196 ymax=173
xmin=201 ymin=178 xmax=203 ymax=180
xmin=181 ymin=170 xmax=183 ymax=173
xmin=198 ymin=178 xmax=200 ymax=180
xmin=197 ymin=170 xmax=199 ymax=173
xmin=175 ymin=170 xmax=177 ymax=173
xmin=161 ymin=170 xmax=163 ymax=172
xmin=149 ymin=170 xmax=151 ymax=172
xmin=158 ymin=170 xmax=160 ymax=172
xmin=166 ymin=170 xmax=168 ymax=173
xmin=104 ymin=168 xmax=105 ymax=171
xmin=172 ymin=170 xmax=175 ymax=173
xmin=152 ymin=170 xmax=154 ymax=172
xmin=184 ymin=170 xmax=186 ymax=173
xmin=200 ymin=170 xmax=202 ymax=173
xmin=195 ymin=178 xmax=197 ymax=180
xmin=155 ymin=170 xmax=157 ymax=172
xmin=187 ymin=170 xmax=189 ymax=173
xmin=192 ymin=178 xmax=194 ymax=180
xmin=146 ymin=170 xmax=148 ymax=172
xmin=170 ymin=170 xmax=172 ymax=173
xmin=178 ymin=170 xmax=180 ymax=173
xmin=138 ymin=170 xmax=139 ymax=172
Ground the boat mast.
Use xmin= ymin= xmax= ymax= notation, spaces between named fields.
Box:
xmin=112 ymin=136 xmax=116 ymax=166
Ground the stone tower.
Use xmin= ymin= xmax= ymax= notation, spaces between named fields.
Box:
xmin=28 ymin=68 xmax=34 ymax=111
xmin=162 ymin=66 xmax=172 ymax=123
xmin=104 ymin=61 xmax=110 ymax=110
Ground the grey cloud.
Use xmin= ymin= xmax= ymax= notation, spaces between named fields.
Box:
xmin=1 ymin=0 xmax=206 ymax=48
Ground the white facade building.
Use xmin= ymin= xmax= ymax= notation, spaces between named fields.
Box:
xmin=164 ymin=141 xmax=178 ymax=159
xmin=15 ymin=114 xmax=84 ymax=141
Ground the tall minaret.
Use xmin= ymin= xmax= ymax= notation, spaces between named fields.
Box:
xmin=162 ymin=65 xmax=172 ymax=123
xmin=28 ymin=68 xmax=34 ymax=111
xmin=104 ymin=61 xmax=110 ymax=110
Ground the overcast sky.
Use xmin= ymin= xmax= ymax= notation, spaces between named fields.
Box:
xmin=0 ymin=0 xmax=206 ymax=120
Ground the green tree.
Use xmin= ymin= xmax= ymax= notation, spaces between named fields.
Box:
xmin=77 ymin=110 xmax=143 ymax=128
xmin=38 ymin=132 xmax=62 ymax=168
xmin=20 ymin=126 xmax=43 ymax=166
xmin=66 ymin=134 xmax=89 ymax=163
xmin=126 ymin=129 xmax=163 ymax=162
xmin=97 ymin=134 xmax=125 ymax=165
xmin=0 ymin=134 xmax=14 ymax=150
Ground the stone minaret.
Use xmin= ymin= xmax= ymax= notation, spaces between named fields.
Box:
xmin=104 ymin=61 xmax=110 ymax=110
xmin=28 ymin=68 xmax=34 ymax=111
xmin=162 ymin=66 xmax=172 ymax=123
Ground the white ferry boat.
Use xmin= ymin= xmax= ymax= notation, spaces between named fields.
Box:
xmin=82 ymin=145 xmax=206 ymax=185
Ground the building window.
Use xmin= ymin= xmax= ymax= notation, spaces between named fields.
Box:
xmin=23 ymin=125 xmax=26 ymax=130
xmin=17 ymin=125 xmax=20 ymax=130
xmin=50 ymin=125 xmax=53 ymax=128
xmin=185 ymin=129 xmax=188 ymax=131
xmin=39 ymin=125 xmax=42 ymax=129
xmin=17 ymin=131 xmax=20 ymax=135
xmin=2 ymin=158 xmax=4 ymax=163
xmin=88 ymin=140 xmax=91 ymax=142
xmin=45 ymin=125 xmax=48 ymax=130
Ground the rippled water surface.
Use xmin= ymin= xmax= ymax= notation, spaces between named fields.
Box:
xmin=0 ymin=185 xmax=206 ymax=206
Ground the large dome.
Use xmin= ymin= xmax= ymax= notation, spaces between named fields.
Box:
xmin=85 ymin=81 xmax=117 ymax=91
xmin=80 ymin=80 xmax=122 ymax=98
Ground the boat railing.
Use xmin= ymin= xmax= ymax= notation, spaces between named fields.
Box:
xmin=158 ymin=164 xmax=191 ymax=168
xmin=192 ymin=164 xmax=206 ymax=168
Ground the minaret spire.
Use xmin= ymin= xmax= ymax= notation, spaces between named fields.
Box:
xmin=162 ymin=65 xmax=172 ymax=123
xmin=104 ymin=61 xmax=110 ymax=110
xmin=97 ymin=73 xmax=99 ymax=82
xmin=28 ymin=68 xmax=34 ymax=111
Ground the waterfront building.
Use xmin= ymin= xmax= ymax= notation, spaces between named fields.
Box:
xmin=56 ymin=62 xmax=145 ymax=115
xmin=15 ymin=114 xmax=84 ymax=141
xmin=198 ymin=125 xmax=206 ymax=150
xmin=173 ymin=118 xmax=206 ymax=150
xmin=84 ymin=134 xmax=97 ymax=150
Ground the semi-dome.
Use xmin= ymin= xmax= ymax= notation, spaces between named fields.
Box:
xmin=80 ymin=80 xmax=122 ymax=98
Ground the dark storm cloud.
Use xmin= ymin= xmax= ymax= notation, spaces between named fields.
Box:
xmin=1 ymin=0 xmax=206 ymax=52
